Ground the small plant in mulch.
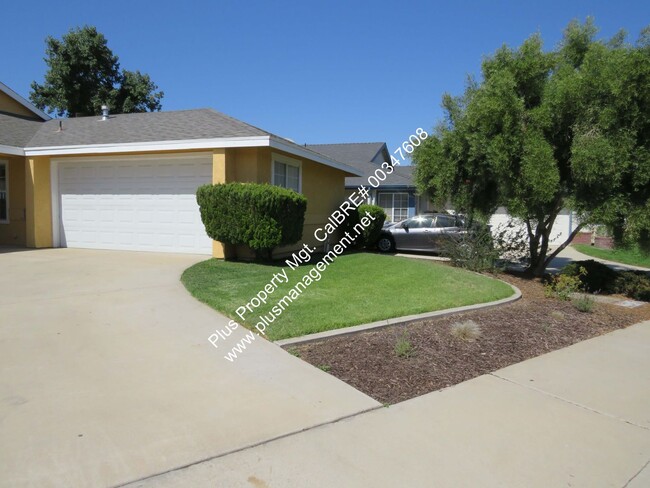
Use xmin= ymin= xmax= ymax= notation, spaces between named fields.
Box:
xmin=573 ymin=295 xmax=596 ymax=313
xmin=550 ymin=310 xmax=566 ymax=320
xmin=450 ymin=320 xmax=482 ymax=341
xmin=288 ymin=347 xmax=301 ymax=357
xmin=394 ymin=332 xmax=414 ymax=359
xmin=544 ymin=267 xmax=586 ymax=300
xmin=317 ymin=364 xmax=331 ymax=372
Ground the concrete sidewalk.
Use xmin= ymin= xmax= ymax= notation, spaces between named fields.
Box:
xmin=127 ymin=321 xmax=650 ymax=488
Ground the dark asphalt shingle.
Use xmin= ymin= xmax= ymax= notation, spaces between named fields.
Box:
xmin=306 ymin=142 xmax=385 ymax=166
xmin=307 ymin=142 xmax=415 ymax=188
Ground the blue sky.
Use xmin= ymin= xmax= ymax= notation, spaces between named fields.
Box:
xmin=2 ymin=1 xmax=649 ymax=161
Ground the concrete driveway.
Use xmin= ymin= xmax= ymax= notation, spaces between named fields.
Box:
xmin=0 ymin=249 xmax=379 ymax=488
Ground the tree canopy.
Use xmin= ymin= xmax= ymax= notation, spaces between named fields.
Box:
xmin=413 ymin=19 xmax=650 ymax=275
xmin=30 ymin=26 xmax=163 ymax=117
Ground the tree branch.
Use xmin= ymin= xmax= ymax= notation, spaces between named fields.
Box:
xmin=542 ymin=222 xmax=586 ymax=269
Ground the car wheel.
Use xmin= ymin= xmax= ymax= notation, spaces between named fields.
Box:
xmin=377 ymin=235 xmax=395 ymax=252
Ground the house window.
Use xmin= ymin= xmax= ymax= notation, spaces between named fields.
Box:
xmin=272 ymin=154 xmax=301 ymax=192
xmin=0 ymin=161 xmax=7 ymax=223
xmin=378 ymin=192 xmax=408 ymax=223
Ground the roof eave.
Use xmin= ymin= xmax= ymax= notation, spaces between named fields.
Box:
xmin=270 ymin=137 xmax=364 ymax=176
xmin=21 ymin=136 xmax=365 ymax=177
xmin=0 ymin=144 xmax=25 ymax=156
xmin=0 ymin=82 xmax=51 ymax=121
xmin=24 ymin=136 xmax=272 ymax=157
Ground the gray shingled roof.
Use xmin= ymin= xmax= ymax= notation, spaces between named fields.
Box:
xmin=0 ymin=112 xmax=44 ymax=147
xmin=306 ymin=142 xmax=415 ymax=188
xmin=26 ymin=109 xmax=269 ymax=147
xmin=306 ymin=143 xmax=385 ymax=165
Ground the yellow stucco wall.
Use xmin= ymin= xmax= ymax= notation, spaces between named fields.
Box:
xmin=13 ymin=147 xmax=348 ymax=257
xmin=0 ymin=155 xmax=27 ymax=246
xmin=25 ymin=157 xmax=53 ymax=248
xmin=209 ymin=146 xmax=349 ymax=259
xmin=0 ymin=91 xmax=37 ymax=118
xmin=262 ymin=148 xmax=347 ymax=257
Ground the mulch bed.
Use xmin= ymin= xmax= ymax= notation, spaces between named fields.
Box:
xmin=286 ymin=273 xmax=650 ymax=405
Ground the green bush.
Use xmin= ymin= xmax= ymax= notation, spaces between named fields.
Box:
xmin=341 ymin=204 xmax=386 ymax=249
xmin=357 ymin=204 xmax=386 ymax=247
xmin=196 ymin=183 xmax=307 ymax=258
xmin=439 ymin=224 xmax=498 ymax=273
xmin=560 ymin=260 xmax=618 ymax=293
xmin=544 ymin=268 xmax=585 ymax=301
xmin=614 ymin=271 xmax=650 ymax=301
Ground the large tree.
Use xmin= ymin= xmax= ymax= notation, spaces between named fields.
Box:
xmin=30 ymin=26 xmax=163 ymax=117
xmin=413 ymin=19 xmax=650 ymax=276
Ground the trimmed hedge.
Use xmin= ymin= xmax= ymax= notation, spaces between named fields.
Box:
xmin=196 ymin=183 xmax=307 ymax=257
xmin=358 ymin=204 xmax=386 ymax=247
xmin=342 ymin=204 xmax=387 ymax=249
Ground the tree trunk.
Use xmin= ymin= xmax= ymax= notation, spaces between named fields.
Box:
xmin=525 ymin=222 xmax=586 ymax=277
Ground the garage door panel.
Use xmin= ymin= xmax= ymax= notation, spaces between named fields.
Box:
xmin=58 ymin=156 xmax=213 ymax=254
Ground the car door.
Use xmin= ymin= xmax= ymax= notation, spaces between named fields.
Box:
xmin=430 ymin=215 xmax=459 ymax=251
xmin=393 ymin=216 xmax=433 ymax=250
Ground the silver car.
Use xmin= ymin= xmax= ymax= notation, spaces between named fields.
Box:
xmin=377 ymin=213 xmax=463 ymax=253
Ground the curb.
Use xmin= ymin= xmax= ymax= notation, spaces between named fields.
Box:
xmin=276 ymin=280 xmax=522 ymax=347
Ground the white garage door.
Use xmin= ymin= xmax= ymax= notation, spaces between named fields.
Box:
xmin=56 ymin=154 xmax=213 ymax=254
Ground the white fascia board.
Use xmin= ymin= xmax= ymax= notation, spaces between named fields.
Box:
xmin=270 ymin=137 xmax=364 ymax=177
xmin=0 ymin=144 xmax=25 ymax=156
xmin=0 ymin=82 xmax=51 ymax=121
xmin=24 ymin=136 xmax=271 ymax=156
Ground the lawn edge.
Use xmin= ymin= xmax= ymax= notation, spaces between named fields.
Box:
xmin=275 ymin=280 xmax=522 ymax=347
xmin=570 ymin=245 xmax=650 ymax=271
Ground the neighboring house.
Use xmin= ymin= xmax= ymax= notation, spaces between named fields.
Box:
xmin=489 ymin=207 xmax=580 ymax=246
xmin=306 ymin=142 xmax=434 ymax=223
xmin=0 ymin=82 xmax=361 ymax=258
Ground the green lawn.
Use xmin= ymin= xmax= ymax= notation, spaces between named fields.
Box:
xmin=572 ymin=244 xmax=650 ymax=268
xmin=181 ymin=253 xmax=514 ymax=341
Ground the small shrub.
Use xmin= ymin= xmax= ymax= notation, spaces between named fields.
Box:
xmin=491 ymin=219 xmax=530 ymax=263
xmin=550 ymin=310 xmax=565 ymax=320
xmin=561 ymin=260 xmax=618 ymax=293
xmin=357 ymin=204 xmax=387 ymax=247
xmin=573 ymin=295 xmax=596 ymax=313
xmin=451 ymin=320 xmax=482 ymax=341
xmin=545 ymin=268 xmax=586 ymax=300
xmin=614 ymin=271 xmax=650 ymax=302
xmin=394 ymin=332 xmax=414 ymax=358
xmin=196 ymin=182 xmax=307 ymax=259
xmin=439 ymin=223 xmax=499 ymax=273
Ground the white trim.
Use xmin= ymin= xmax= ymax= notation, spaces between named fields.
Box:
xmin=50 ymin=159 xmax=60 ymax=247
xmin=0 ymin=82 xmax=50 ymax=120
xmin=0 ymin=160 xmax=8 ymax=224
xmin=270 ymin=137 xmax=363 ymax=176
xmin=20 ymin=135 xmax=362 ymax=176
xmin=26 ymin=136 xmax=271 ymax=156
xmin=272 ymin=153 xmax=302 ymax=193
xmin=0 ymin=145 xmax=25 ymax=156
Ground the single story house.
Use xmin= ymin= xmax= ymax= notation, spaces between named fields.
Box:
xmin=306 ymin=142 xmax=434 ymax=223
xmin=0 ymin=82 xmax=361 ymax=258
